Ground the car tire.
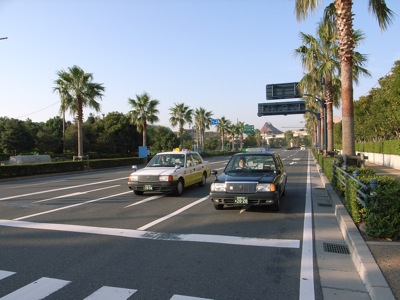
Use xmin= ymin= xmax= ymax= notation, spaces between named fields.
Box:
xmin=199 ymin=173 xmax=207 ymax=187
xmin=214 ymin=204 xmax=224 ymax=210
xmin=134 ymin=190 xmax=144 ymax=195
xmin=271 ymin=197 xmax=280 ymax=212
xmin=174 ymin=178 xmax=184 ymax=196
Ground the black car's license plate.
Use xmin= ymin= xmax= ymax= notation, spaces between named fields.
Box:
xmin=144 ymin=185 xmax=153 ymax=191
xmin=234 ymin=196 xmax=248 ymax=204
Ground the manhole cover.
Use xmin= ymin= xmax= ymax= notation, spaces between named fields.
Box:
xmin=323 ymin=242 xmax=350 ymax=254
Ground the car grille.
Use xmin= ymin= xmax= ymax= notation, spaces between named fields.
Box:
xmin=138 ymin=175 xmax=159 ymax=182
xmin=225 ymin=182 xmax=257 ymax=194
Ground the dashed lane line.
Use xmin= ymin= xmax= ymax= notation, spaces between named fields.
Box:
xmin=33 ymin=185 xmax=121 ymax=203
xmin=12 ymin=191 xmax=132 ymax=221
xmin=0 ymin=178 xmax=127 ymax=201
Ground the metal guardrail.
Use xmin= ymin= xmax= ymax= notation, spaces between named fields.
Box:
xmin=332 ymin=162 xmax=377 ymax=208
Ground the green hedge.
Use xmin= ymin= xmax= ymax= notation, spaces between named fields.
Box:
xmin=0 ymin=157 xmax=146 ymax=179
xmin=355 ymin=140 xmax=400 ymax=155
xmin=0 ymin=161 xmax=85 ymax=179
xmin=314 ymin=151 xmax=400 ymax=239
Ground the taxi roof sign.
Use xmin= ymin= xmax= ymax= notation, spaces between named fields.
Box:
xmin=242 ymin=147 xmax=269 ymax=153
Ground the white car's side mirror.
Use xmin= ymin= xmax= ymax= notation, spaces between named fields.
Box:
xmin=132 ymin=165 xmax=138 ymax=172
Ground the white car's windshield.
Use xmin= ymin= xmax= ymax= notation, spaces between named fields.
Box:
xmin=147 ymin=154 xmax=185 ymax=167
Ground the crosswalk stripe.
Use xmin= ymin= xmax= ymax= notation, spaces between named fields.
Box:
xmin=170 ymin=295 xmax=213 ymax=300
xmin=0 ymin=277 xmax=70 ymax=300
xmin=83 ymin=286 xmax=137 ymax=300
xmin=0 ymin=270 xmax=16 ymax=280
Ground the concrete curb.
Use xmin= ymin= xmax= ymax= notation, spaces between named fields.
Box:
xmin=316 ymin=163 xmax=395 ymax=300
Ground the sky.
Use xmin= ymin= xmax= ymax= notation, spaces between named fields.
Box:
xmin=1 ymin=0 xmax=399 ymax=132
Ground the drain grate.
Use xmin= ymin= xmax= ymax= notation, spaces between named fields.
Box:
xmin=323 ymin=242 xmax=350 ymax=254
xmin=318 ymin=203 xmax=332 ymax=207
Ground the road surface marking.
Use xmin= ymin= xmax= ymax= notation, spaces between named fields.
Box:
xmin=0 ymin=219 xmax=300 ymax=249
xmin=299 ymin=151 xmax=315 ymax=300
xmin=137 ymin=196 xmax=209 ymax=230
xmin=0 ymin=277 xmax=70 ymax=300
xmin=33 ymin=185 xmax=120 ymax=203
xmin=83 ymin=286 xmax=137 ymax=300
xmin=12 ymin=191 xmax=132 ymax=221
xmin=0 ymin=270 xmax=15 ymax=280
xmin=0 ymin=178 xmax=127 ymax=201
xmin=124 ymin=195 xmax=164 ymax=208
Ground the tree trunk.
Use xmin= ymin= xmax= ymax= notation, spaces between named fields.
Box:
xmin=77 ymin=100 xmax=84 ymax=157
xmin=142 ymin=123 xmax=147 ymax=146
xmin=335 ymin=0 xmax=355 ymax=155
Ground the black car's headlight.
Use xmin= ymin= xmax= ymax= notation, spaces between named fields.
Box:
xmin=256 ymin=183 xmax=276 ymax=192
xmin=211 ymin=182 xmax=227 ymax=192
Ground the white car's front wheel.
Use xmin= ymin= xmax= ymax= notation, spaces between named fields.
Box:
xmin=174 ymin=179 xmax=184 ymax=196
xmin=199 ymin=173 xmax=207 ymax=187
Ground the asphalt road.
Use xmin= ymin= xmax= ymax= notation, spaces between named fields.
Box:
xmin=0 ymin=150 xmax=321 ymax=300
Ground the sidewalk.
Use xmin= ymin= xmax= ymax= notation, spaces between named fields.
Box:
xmin=311 ymin=158 xmax=397 ymax=300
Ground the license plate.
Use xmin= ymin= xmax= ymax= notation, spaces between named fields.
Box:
xmin=234 ymin=196 xmax=248 ymax=204
xmin=144 ymin=185 xmax=153 ymax=191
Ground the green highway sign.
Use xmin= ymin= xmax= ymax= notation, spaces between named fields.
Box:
xmin=243 ymin=124 xmax=254 ymax=134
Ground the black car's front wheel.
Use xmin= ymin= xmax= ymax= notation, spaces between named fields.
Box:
xmin=271 ymin=197 xmax=280 ymax=212
xmin=214 ymin=204 xmax=224 ymax=210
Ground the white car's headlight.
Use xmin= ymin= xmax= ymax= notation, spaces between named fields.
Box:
xmin=128 ymin=174 xmax=138 ymax=182
xmin=159 ymin=175 xmax=173 ymax=182
xmin=256 ymin=183 xmax=276 ymax=192
xmin=211 ymin=182 xmax=227 ymax=192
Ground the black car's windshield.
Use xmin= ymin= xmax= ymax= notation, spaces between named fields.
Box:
xmin=225 ymin=155 xmax=276 ymax=174
xmin=147 ymin=154 xmax=185 ymax=167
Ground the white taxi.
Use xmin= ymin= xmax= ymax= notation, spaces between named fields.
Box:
xmin=128 ymin=149 xmax=211 ymax=196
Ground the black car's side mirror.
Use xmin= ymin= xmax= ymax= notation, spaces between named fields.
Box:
xmin=211 ymin=170 xmax=218 ymax=176
xmin=274 ymin=169 xmax=281 ymax=175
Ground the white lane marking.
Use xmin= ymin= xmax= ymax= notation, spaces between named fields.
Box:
xmin=0 ymin=178 xmax=127 ymax=201
xmin=13 ymin=191 xmax=132 ymax=221
xmin=171 ymin=295 xmax=213 ymax=300
xmin=33 ymin=185 xmax=121 ymax=203
xmin=83 ymin=286 xmax=137 ymax=300
xmin=124 ymin=195 xmax=164 ymax=208
xmin=0 ymin=219 xmax=300 ymax=249
xmin=34 ymin=192 xmax=86 ymax=203
xmin=0 ymin=270 xmax=16 ymax=280
xmin=137 ymin=196 xmax=208 ymax=231
xmin=0 ymin=277 xmax=71 ymax=300
xmin=0 ymin=179 xmax=69 ymax=190
xmin=299 ymin=151 xmax=315 ymax=300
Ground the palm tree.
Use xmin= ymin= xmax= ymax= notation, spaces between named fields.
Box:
xmin=217 ymin=116 xmax=231 ymax=151
xmin=128 ymin=92 xmax=160 ymax=147
xmin=194 ymin=107 xmax=213 ymax=150
xmin=226 ymin=123 xmax=237 ymax=151
xmin=295 ymin=0 xmax=394 ymax=155
xmin=295 ymin=15 xmax=371 ymax=152
xmin=236 ymin=121 xmax=244 ymax=150
xmin=53 ymin=65 xmax=104 ymax=157
xmin=169 ymin=103 xmax=193 ymax=147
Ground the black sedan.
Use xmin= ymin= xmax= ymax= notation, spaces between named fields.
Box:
xmin=209 ymin=151 xmax=287 ymax=211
